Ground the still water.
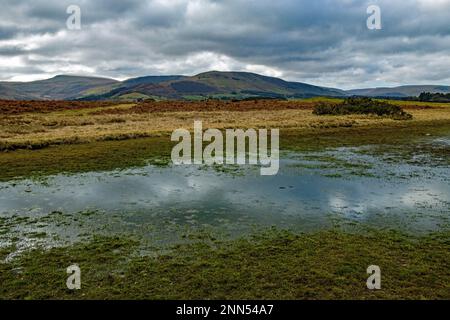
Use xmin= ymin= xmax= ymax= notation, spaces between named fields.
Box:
xmin=0 ymin=138 xmax=449 ymax=252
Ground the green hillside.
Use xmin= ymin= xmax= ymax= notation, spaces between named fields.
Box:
xmin=81 ymin=71 xmax=346 ymax=101
xmin=3 ymin=71 xmax=450 ymax=101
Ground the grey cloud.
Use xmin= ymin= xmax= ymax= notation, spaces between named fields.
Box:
xmin=1 ymin=0 xmax=450 ymax=87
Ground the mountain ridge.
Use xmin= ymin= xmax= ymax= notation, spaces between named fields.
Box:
xmin=1 ymin=71 xmax=449 ymax=101
xmin=78 ymin=71 xmax=347 ymax=101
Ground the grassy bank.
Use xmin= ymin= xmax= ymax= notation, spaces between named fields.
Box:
xmin=0 ymin=228 xmax=448 ymax=300
xmin=0 ymin=119 xmax=449 ymax=181
xmin=0 ymin=136 xmax=173 ymax=181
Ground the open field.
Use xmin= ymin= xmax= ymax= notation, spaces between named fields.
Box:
xmin=0 ymin=98 xmax=450 ymax=151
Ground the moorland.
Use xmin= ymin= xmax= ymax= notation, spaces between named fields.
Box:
xmin=0 ymin=97 xmax=449 ymax=300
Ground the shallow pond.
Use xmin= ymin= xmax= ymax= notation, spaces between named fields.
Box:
xmin=0 ymin=135 xmax=449 ymax=253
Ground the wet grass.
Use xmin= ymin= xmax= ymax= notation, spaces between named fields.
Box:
xmin=281 ymin=120 xmax=450 ymax=152
xmin=0 ymin=136 xmax=174 ymax=181
xmin=1 ymin=120 xmax=449 ymax=182
xmin=287 ymin=155 xmax=376 ymax=178
xmin=359 ymin=140 xmax=450 ymax=167
xmin=0 ymin=228 xmax=448 ymax=300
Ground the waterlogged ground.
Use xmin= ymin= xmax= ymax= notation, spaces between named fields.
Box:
xmin=0 ymin=134 xmax=449 ymax=257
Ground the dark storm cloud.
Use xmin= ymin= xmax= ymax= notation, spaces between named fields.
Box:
xmin=0 ymin=0 xmax=449 ymax=87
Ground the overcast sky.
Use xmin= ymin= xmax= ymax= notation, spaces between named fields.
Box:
xmin=1 ymin=0 xmax=450 ymax=89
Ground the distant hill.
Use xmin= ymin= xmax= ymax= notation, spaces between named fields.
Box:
xmin=188 ymin=71 xmax=345 ymax=97
xmin=122 ymin=75 xmax=186 ymax=87
xmin=2 ymin=72 xmax=450 ymax=101
xmin=0 ymin=75 xmax=119 ymax=100
xmin=346 ymin=85 xmax=450 ymax=98
xmin=0 ymin=72 xmax=345 ymax=101
xmin=80 ymin=71 xmax=346 ymax=101
xmin=0 ymin=83 xmax=36 ymax=100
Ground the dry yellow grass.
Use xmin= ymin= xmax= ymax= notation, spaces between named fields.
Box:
xmin=1 ymin=101 xmax=449 ymax=150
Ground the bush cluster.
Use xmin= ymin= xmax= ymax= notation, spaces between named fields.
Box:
xmin=418 ymin=92 xmax=450 ymax=102
xmin=313 ymin=97 xmax=412 ymax=120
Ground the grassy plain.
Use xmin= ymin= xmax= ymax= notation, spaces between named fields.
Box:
xmin=1 ymin=98 xmax=449 ymax=151
xmin=0 ymin=98 xmax=449 ymax=300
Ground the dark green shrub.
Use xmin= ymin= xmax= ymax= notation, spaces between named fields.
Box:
xmin=419 ymin=92 xmax=450 ymax=102
xmin=313 ymin=97 xmax=412 ymax=120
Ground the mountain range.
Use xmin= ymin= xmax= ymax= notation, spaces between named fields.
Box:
xmin=1 ymin=71 xmax=449 ymax=101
